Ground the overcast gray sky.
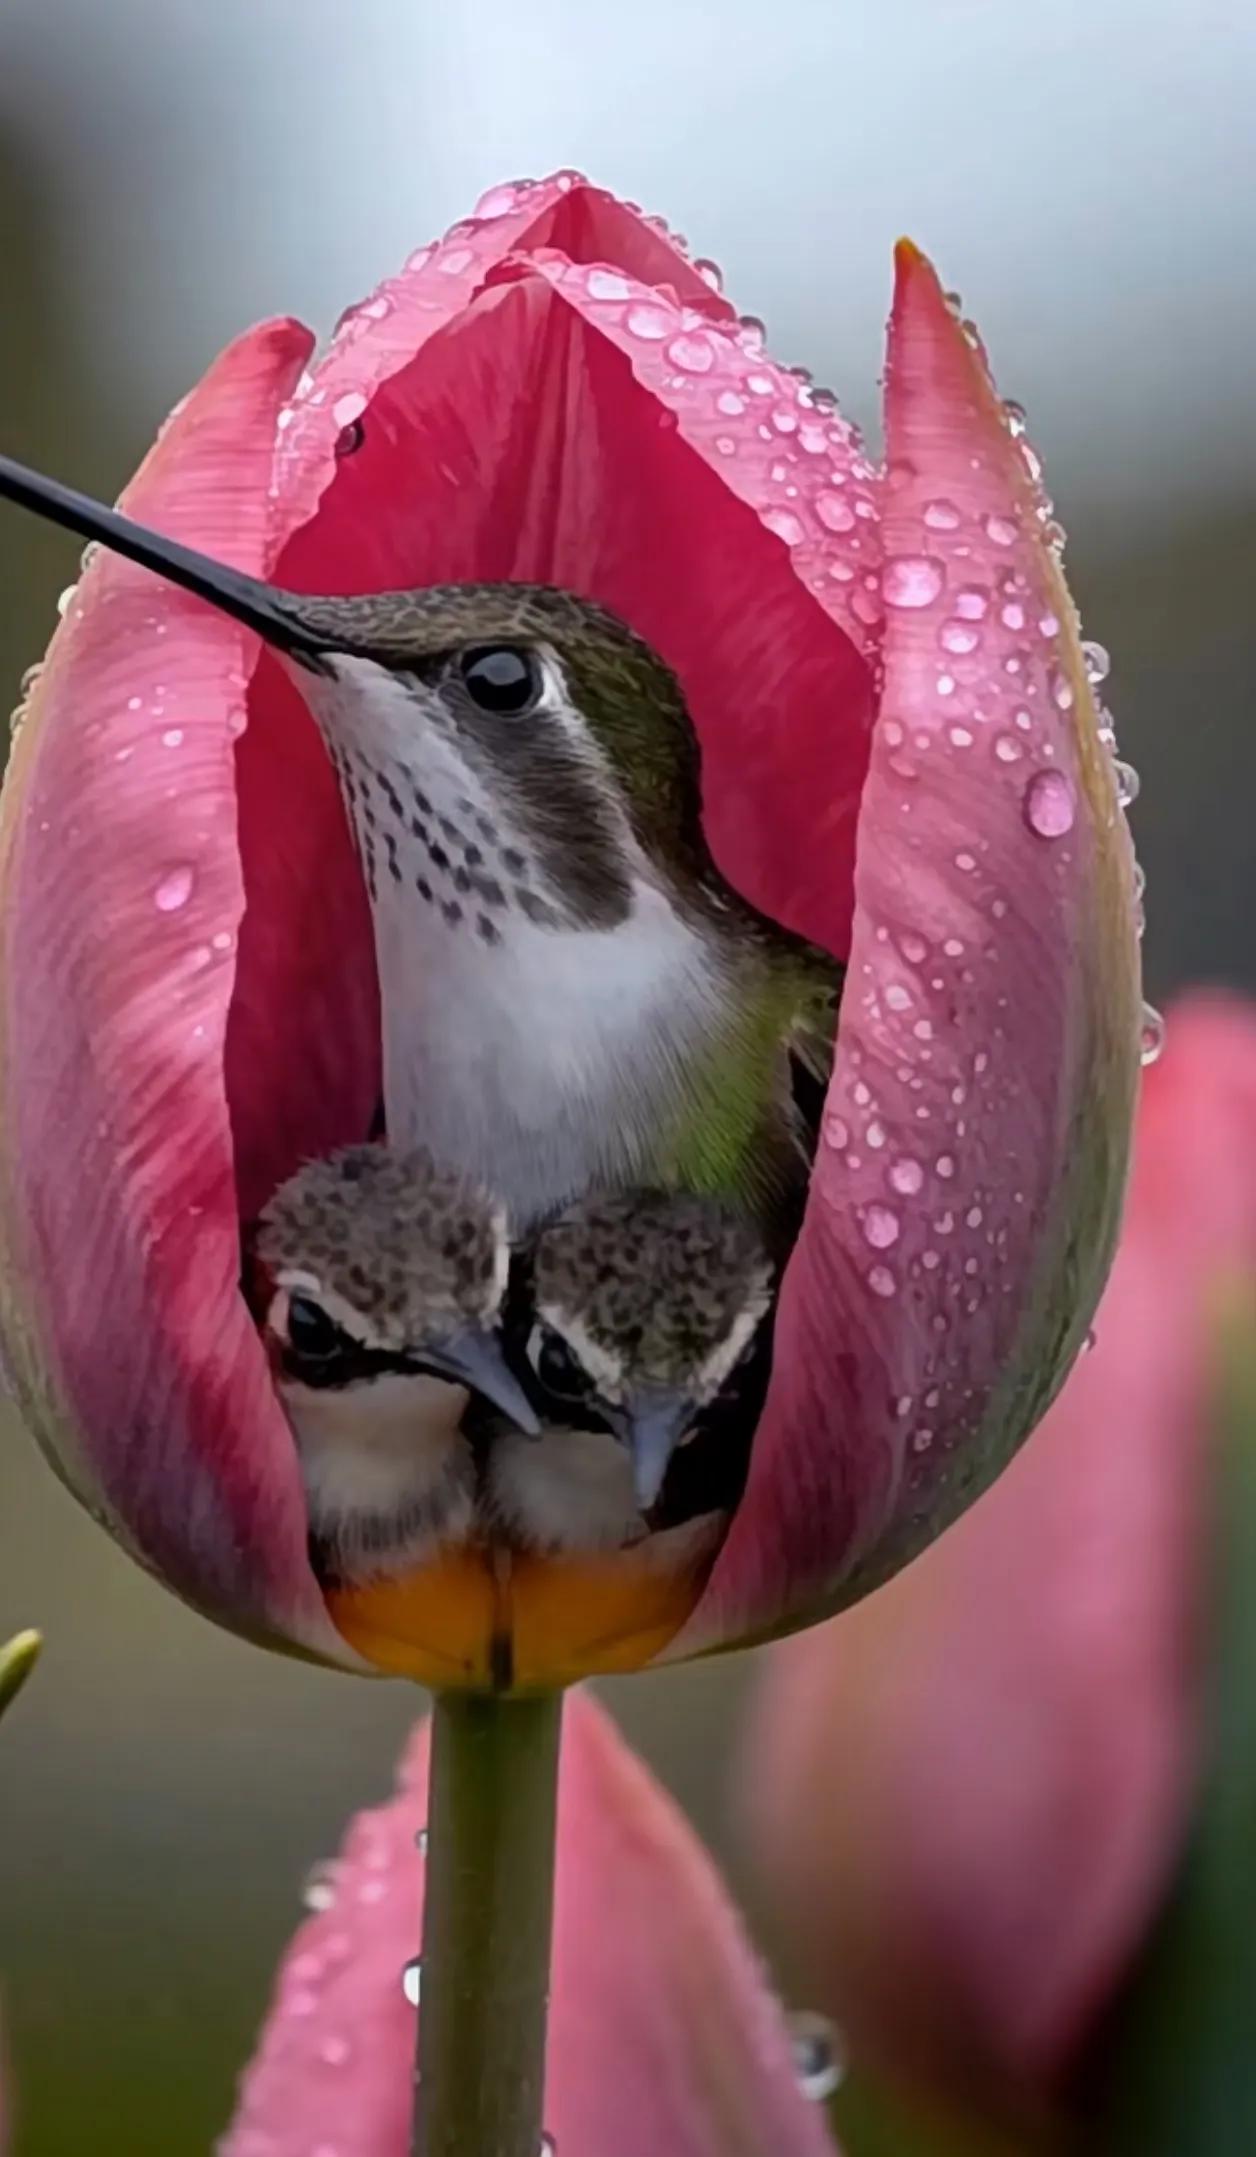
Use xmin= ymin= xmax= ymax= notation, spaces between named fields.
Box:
xmin=4 ymin=0 xmax=1254 ymax=548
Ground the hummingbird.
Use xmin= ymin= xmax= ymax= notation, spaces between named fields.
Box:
xmin=249 ymin=1141 xmax=538 ymax=1587
xmin=482 ymin=1187 xmax=778 ymax=1550
xmin=0 ymin=453 xmax=840 ymax=1233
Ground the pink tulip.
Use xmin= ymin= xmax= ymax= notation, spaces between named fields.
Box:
xmin=222 ymin=1687 xmax=837 ymax=2157
xmin=0 ymin=175 xmax=1141 ymax=1687
xmin=743 ymin=993 xmax=1256 ymax=2126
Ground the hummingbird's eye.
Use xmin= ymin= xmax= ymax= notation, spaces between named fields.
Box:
xmin=458 ymin=645 xmax=543 ymax=717
xmin=527 ymin=1324 xmax=596 ymax=1403
xmin=285 ymin=1295 xmax=344 ymax=1364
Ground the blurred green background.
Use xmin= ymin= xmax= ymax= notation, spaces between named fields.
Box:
xmin=0 ymin=2 xmax=1253 ymax=2151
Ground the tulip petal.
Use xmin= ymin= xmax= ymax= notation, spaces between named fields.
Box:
xmin=743 ymin=996 xmax=1256 ymax=2111
xmin=265 ymin=180 xmax=874 ymax=957
xmin=223 ymin=1690 xmax=839 ymax=2157
xmin=684 ymin=242 xmax=1142 ymax=1653
xmin=521 ymin=250 xmax=879 ymax=950
xmin=0 ymin=324 xmax=359 ymax=1663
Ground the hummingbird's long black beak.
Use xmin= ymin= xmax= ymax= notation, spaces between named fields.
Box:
xmin=0 ymin=451 xmax=330 ymax=665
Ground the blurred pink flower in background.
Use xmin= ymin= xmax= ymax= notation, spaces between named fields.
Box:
xmin=223 ymin=1688 xmax=838 ymax=2157
xmin=743 ymin=993 xmax=1256 ymax=2135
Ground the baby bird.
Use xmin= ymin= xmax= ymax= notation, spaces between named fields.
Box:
xmin=483 ymin=1190 xmax=777 ymax=1555
xmin=253 ymin=1144 xmax=537 ymax=1587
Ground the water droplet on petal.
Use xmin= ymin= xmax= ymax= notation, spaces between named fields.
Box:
xmin=953 ymin=585 xmax=989 ymax=621
xmin=736 ymin=313 xmax=767 ymax=346
xmin=335 ymin=418 xmax=365 ymax=458
xmin=332 ymin=392 xmax=367 ymax=431
xmin=402 ymin=1957 xmax=423 ymax=2005
xmin=665 ymin=333 xmax=713 ymax=374
xmin=1002 ymin=399 xmax=1028 ymax=437
xmin=584 ymin=269 xmax=632 ymax=304
xmin=788 ymin=2011 xmax=846 ymax=2102
xmin=1023 ymin=769 xmax=1076 ymax=839
xmin=936 ymin=1154 xmax=955 ymax=1179
xmin=154 ymin=865 xmax=195 ymax=912
xmin=539 ymin=2137 xmax=558 ymax=2156
xmin=1081 ymin=639 xmax=1111 ymax=684
xmin=301 ymin=1860 xmax=339 ymax=1913
xmin=1083 ymin=1326 xmax=1098 ymax=1354
xmin=984 ymin=513 xmax=1017 ymax=547
xmin=763 ymin=508 xmax=804 ymax=547
xmin=1140 ymin=1002 xmax=1165 ymax=1066
xmin=994 ymin=734 xmax=1023 ymax=763
xmin=692 ymin=256 xmax=723 ymax=290
xmin=1114 ymin=759 xmax=1140 ymax=807
xmin=815 ymin=490 xmax=856 ymax=534
xmin=883 ymin=555 xmax=945 ymax=609
xmin=923 ymin=497 xmax=961 ymax=531
xmin=319 ymin=2034 xmax=351 ymax=2068
xmin=867 ymin=1264 xmax=897 ymax=1298
xmin=939 ymin=621 xmax=980 ymax=655
xmin=415 ymin=1826 xmax=429 ymax=1854
xmin=474 ymin=182 xmax=522 ymax=218
xmin=862 ymin=1204 xmax=901 ymax=1249
xmin=889 ymin=1157 xmax=924 ymax=1195
xmin=161 ymin=727 xmax=184 ymax=748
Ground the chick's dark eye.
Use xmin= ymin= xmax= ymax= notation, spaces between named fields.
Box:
xmin=529 ymin=1326 xmax=595 ymax=1402
xmin=286 ymin=1295 xmax=344 ymax=1363
xmin=459 ymin=645 xmax=543 ymax=717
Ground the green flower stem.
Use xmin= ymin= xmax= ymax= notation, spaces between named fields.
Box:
xmin=416 ymin=1688 xmax=563 ymax=2157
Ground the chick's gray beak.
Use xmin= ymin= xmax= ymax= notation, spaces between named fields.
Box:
xmin=417 ymin=1330 xmax=541 ymax=1438
xmin=626 ymin=1394 xmax=695 ymax=1512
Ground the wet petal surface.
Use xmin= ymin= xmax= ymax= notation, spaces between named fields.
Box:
xmin=684 ymin=243 xmax=1142 ymax=1653
xmin=0 ymin=322 xmax=356 ymax=1661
